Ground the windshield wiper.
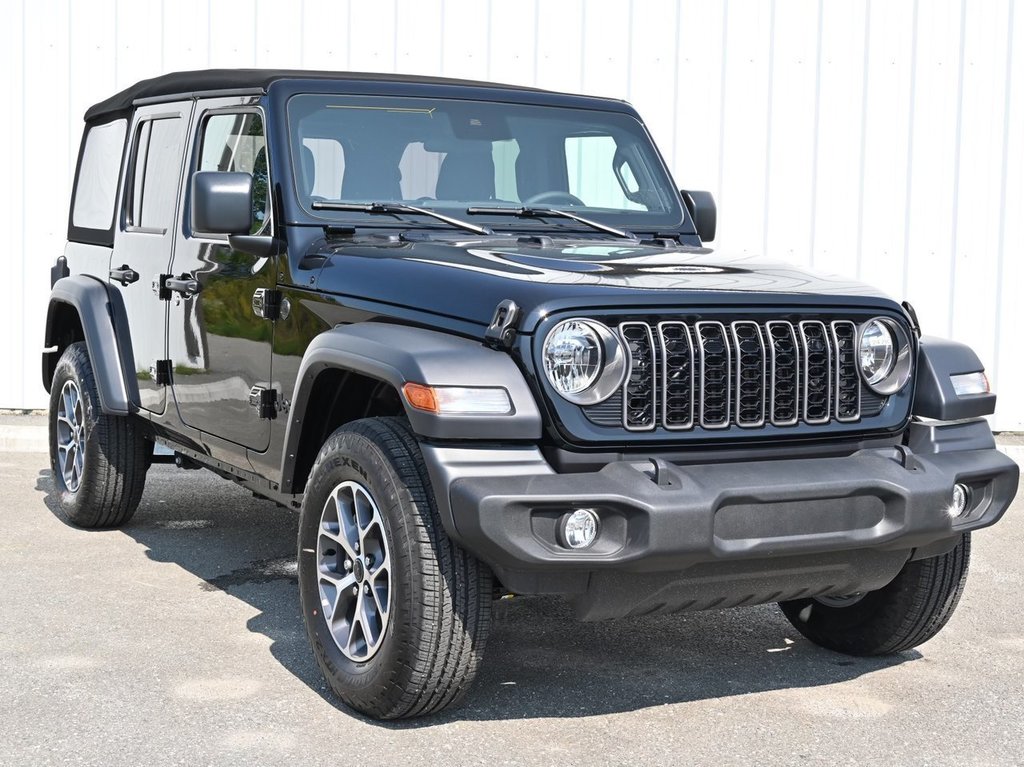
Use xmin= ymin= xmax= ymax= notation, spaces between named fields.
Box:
xmin=466 ymin=205 xmax=636 ymax=240
xmin=311 ymin=201 xmax=493 ymax=236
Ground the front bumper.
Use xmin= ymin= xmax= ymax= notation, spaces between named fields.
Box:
xmin=423 ymin=419 xmax=1018 ymax=603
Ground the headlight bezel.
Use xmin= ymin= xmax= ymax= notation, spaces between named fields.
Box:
xmin=857 ymin=317 xmax=913 ymax=395
xmin=541 ymin=318 xmax=626 ymax=405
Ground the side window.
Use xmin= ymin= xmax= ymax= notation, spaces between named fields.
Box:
xmin=399 ymin=142 xmax=445 ymax=199
xmin=565 ymin=135 xmax=647 ymax=211
xmin=126 ymin=117 xmax=185 ymax=232
xmin=492 ymin=139 xmax=520 ymax=202
xmin=72 ymin=119 xmax=127 ymax=233
xmin=301 ymin=138 xmax=345 ymax=198
xmin=198 ymin=112 xmax=269 ymax=234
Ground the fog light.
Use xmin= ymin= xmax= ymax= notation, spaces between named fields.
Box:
xmin=950 ymin=483 xmax=971 ymax=518
xmin=559 ymin=508 xmax=600 ymax=549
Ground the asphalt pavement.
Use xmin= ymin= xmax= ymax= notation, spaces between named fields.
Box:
xmin=1 ymin=447 xmax=1022 ymax=766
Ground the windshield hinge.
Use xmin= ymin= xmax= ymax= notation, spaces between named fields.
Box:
xmin=484 ymin=299 xmax=521 ymax=350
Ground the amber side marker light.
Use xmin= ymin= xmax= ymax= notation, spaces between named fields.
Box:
xmin=402 ymin=383 xmax=513 ymax=415
xmin=403 ymin=383 xmax=439 ymax=413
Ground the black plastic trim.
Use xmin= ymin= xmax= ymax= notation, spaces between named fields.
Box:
xmin=279 ymin=323 xmax=543 ymax=493
xmin=43 ymin=275 xmax=138 ymax=414
xmin=914 ymin=335 xmax=997 ymax=420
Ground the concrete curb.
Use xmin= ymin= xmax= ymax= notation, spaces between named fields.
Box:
xmin=999 ymin=444 xmax=1024 ymax=463
xmin=0 ymin=425 xmax=48 ymax=454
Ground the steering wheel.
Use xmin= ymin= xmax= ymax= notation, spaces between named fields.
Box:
xmin=524 ymin=191 xmax=586 ymax=207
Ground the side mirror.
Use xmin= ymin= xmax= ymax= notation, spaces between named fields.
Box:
xmin=191 ymin=171 xmax=253 ymax=235
xmin=681 ymin=189 xmax=716 ymax=242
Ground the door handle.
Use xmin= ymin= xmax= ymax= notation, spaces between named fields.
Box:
xmin=164 ymin=274 xmax=201 ymax=297
xmin=109 ymin=265 xmax=139 ymax=286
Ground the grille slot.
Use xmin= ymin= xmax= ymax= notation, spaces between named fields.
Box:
xmin=799 ymin=321 xmax=833 ymax=425
xmin=695 ymin=322 xmax=732 ymax=429
xmin=830 ymin=321 xmax=861 ymax=422
xmin=620 ymin=322 xmax=657 ymax=431
xmin=657 ymin=322 xmax=695 ymax=429
xmin=603 ymin=316 xmax=888 ymax=433
xmin=730 ymin=322 xmax=766 ymax=427
xmin=766 ymin=321 xmax=800 ymax=426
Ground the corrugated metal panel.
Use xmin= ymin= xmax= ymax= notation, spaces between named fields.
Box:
xmin=3 ymin=0 xmax=1021 ymax=429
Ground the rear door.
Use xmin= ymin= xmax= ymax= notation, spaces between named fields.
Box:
xmin=112 ymin=102 xmax=192 ymax=414
xmin=165 ymin=98 xmax=275 ymax=450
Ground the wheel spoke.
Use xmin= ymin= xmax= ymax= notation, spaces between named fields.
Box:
xmin=348 ymin=592 xmax=366 ymax=655
xmin=371 ymin=578 xmax=388 ymax=617
xmin=320 ymin=570 xmax=357 ymax=621
xmin=319 ymin=567 xmax=357 ymax=592
xmin=360 ymin=589 xmax=381 ymax=647
xmin=62 ymin=388 xmax=75 ymax=424
xmin=335 ymin=488 xmax=363 ymax=557
xmin=320 ymin=523 xmax=357 ymax=561
xmin=59 ymin=443 xmax=72 ymax=482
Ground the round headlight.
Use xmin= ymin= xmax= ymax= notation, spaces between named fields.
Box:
xmin=859 ymin=319 xmax=896 ymax=385
xmin=858 ymin=317 xmax=913 ymax=395
xmin=542 ymin=319 xmax=626 ymax=405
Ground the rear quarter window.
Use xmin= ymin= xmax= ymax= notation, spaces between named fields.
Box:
xmin=69 ymin=119 xmax=127 ymax=241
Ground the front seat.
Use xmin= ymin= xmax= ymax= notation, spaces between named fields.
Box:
xmin=435 ymin=147 xmax=495 ymax=201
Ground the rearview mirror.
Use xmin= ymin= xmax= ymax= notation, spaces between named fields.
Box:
xmin=681 ymin=189 xmax=716 ymax=242
xmin=192 ymin=171 xmax=253 ymax=235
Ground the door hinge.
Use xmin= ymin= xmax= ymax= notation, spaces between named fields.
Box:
xmin=154 ymin=359 xmax=173 ymax=386
xmin=153 ymin=274 xmax=173 ymax=301
xmin=484 ymin=299 xmax=520 ymax=350
xmin=248 ymin=385 xmax=278 ymax=419
xmin=253 ymin=288 xmax=289 ymax=320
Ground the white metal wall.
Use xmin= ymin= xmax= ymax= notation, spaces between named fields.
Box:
xmin=3 ymin=0 xmax=1022 ymax=429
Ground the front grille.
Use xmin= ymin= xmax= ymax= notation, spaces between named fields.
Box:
xmin=601 ymin=318 xmax=877 ymax=432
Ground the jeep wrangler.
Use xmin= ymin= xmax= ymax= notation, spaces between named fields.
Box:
xmin=45 ymin=69 xmax=1018 ymax=719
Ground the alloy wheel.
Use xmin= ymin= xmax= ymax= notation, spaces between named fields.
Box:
xmin=55 ymin=380 xmax=86 ymax=493
xmin=316 ymin=480 xmax=393 ymax=662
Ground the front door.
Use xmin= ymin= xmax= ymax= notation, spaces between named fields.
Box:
xmin=166 ymin=98 xmax=275 ymax=450
xmin=112 ymin=102 xmax=193 ymax=414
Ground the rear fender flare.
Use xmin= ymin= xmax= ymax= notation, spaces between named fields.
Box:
xmin=43 ymin=275 xmax=138 ymax=415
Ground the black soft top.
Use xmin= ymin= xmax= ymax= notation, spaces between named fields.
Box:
xmin=84 ymin=68 xmax=550 ymax=122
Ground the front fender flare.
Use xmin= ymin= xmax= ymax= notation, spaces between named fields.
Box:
xmin=280 ymin=323 xmax=543 ymax=493
xmin=914 ymin=336 xmax=996 ymax=421
xmin=43 ymin=275 xmax=138 ymax=415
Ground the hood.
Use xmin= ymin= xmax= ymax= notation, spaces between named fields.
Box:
xmin=312 ymin=236 xmax=898 ymax=332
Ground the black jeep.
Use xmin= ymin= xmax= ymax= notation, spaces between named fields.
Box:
xmin=45 ymin=69 xmax=1018 ymax=719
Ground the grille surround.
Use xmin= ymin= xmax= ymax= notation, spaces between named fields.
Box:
xmin=587 ymin=316 xmax=905 ymax=434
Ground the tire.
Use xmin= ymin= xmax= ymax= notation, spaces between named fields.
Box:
xmin=297 ymin=416 xmax=492 ymax=719
xmin=778 ymin=534 xmax=971 ymax=655
xmin=48 ymin=342 xmax=149 ymax=528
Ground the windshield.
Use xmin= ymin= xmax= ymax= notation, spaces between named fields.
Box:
xmin=287 ymin=94 xmax=685 ymax=232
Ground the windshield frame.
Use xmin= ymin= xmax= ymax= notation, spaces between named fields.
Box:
xmin=281 ymin=89 xmax=691 ymax=236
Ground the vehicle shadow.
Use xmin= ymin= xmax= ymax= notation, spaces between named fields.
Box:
xmin=35 ymin=465 xmax=917 ymax=727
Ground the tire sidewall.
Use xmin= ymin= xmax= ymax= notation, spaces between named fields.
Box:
xmin=298 ymin=429 xmax=421 ymax=703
